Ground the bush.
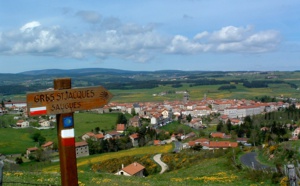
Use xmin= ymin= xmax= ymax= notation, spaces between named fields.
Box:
xmin=244 ymin=169 xmax=272 ymax=182
xmin=15 ymin=157 xmax=23 ymax=164
xmin=271 ymin=172 xmax=283 ymax=184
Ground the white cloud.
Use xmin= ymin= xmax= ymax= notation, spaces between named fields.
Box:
xmin=167 ymin=26 xmax=280 ymax=54
xmin=0 ymin=20 xmax=281 ymax=62
xmin=12 ymin=26 xmax=60 ymax=54
xmin=166 ymin=35 xmax=211 ymax=54
xmin=210 ymin=25 xmax=252 ymax=42
xmin=20 ymin=21 xmax=41 ymax=32
xmin=194 ymin=31 xmax=209 ymax=40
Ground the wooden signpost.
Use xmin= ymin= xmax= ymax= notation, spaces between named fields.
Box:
xmin=26 ymin=78 xmax=113 ymax=186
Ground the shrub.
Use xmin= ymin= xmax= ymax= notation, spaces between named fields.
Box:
xmin=271 ymin=172 xmax=283 ymax=184
xmin=15 ymin=157 xmax=23 ymax=164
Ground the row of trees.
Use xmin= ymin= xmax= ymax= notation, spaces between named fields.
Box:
xmin=218 ymin=85 xmax=237 ymax=90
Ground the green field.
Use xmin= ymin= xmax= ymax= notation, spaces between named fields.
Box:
xmin=0 ymin=113 xmax=120 ymax=154
xmin=3 ymin=153 xmax=275 ymax=186
xmin=109 ymin=82 xmax=300 ymax=103
xmin=2 ymin=79 xmax=300 ymax=103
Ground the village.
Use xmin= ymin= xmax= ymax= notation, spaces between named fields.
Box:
xmin=2 ymin=92 xmax=300 ymax=178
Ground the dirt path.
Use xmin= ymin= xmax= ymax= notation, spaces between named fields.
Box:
xmin=153 ymin=154 xmax=168 ymax=174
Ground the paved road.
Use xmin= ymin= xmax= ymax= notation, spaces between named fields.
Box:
xmin=240 ymin=152 xmax=270 ymax=170
xmin=153 ymin=154 xmax=168 ymax=174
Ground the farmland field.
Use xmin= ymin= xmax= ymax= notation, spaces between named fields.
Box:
xmin=0 ymin=113 xmax=120 ymax=155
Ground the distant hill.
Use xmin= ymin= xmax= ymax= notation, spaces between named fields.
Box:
xmin=18 ymin=68 xmax=138 ymax=75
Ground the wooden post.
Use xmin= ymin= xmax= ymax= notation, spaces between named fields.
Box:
xmin=54 ymin=78 xmax=78 ymax=186
xmin=27 ymin=78 xmax=113 ymax=185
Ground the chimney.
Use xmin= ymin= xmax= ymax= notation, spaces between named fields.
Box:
xmin=134 ymin=162 xmax=137 ymax=166
xmin=122 ymin=164 xmax=124 ymax=169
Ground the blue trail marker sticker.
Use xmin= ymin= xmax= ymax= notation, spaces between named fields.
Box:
xmin=63 ymin=116 xmax=74 ymax=128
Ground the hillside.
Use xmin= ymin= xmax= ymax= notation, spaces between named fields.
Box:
xmin=1 ymin=69 xmax=300 ymax=103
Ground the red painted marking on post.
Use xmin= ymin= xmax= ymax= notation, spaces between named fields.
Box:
xmin=29 ymin=106 xmax=47 ymax=116
xmin=62 ymin=137 xmax=75 ymax=146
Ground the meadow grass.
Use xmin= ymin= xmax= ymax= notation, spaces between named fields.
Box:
xmin=110 ymin=82 xmax=300 ymax=103
xmin=0 ymin=128 xmax=37 ymax=154
xmin=3 ymin=156 xmax=274 ymax=186
xmin=0 ymin=113 xmax=119 ymax=155
xmin=74 ymin=112 xmax=120 ymax=138
xmin=42 ymin=144 xmax=173 ymax=173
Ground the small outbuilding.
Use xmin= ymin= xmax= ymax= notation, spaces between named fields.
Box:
xmin=115 ymin=162 xmax=145 ymax=177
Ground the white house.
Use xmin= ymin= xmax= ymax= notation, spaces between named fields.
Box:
xmin=115 ymin=162 xmax=145 ymax=177
xmin=16 ymin=120 xmax=29 ymax=128
xmin=150 ymin=116 xmax=158 ymax=126
xmin=292 ymin=127 xmax=300 ymax=138
xmin=5 ymin=101 xmax=27 ymax=109
xmin=39 ymin=119 xmax=50 ymax=127
xmin=75 ymin=141 xmax=89 ymax=157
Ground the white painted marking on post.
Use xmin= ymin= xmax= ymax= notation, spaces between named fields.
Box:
xmin=61 ymin=128 xmax=75 ymax=138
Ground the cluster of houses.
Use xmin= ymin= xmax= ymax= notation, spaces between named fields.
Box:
xmin=185 ymin=132 xmax=243 ymax=150
xmin=100 ymin=98 xmax=293 ymax=128
xmin=3 ymin=98 xmax=300 ymax=173
xmin=3 ymin=97 xmax=296 ymax=130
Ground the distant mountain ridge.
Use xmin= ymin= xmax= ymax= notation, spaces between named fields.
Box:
xmin=17 ymin=68 xmax=191 ymax=76
xmin=18 ymin=68 xmax=138 ymax=75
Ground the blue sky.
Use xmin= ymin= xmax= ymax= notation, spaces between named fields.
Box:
xmin=0 ymin=0 xmax=300 ymax=73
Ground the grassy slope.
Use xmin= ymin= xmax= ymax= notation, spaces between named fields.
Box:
xmin=0 ymin=113 xmax=119 ymax=154
xmin=42 ymin=144 xmax=173 ymax=172
xmin=0 ymin=128 xmax=37 ymax=154
xmin=4 ymin=156 xmax=273 ymax=186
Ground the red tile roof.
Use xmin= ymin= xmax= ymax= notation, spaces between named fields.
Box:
xmin=189 ymin=141 xmax=196 ymax=146
xmin=195 ymin=138 xmax=209 ymax=143
xmin=75 ymin=141 xmax=88 ymax=147
xmin=154 ymin=140 xmax=161 ymax=145
xmin=95 ymin=133 xmax=104 ymax=139
xmin=122 ymin=162 xmax=145 ymax=176
xmin=117 ymin=124 xmax=126 ymax=131
xmin=130 ymin=133 xmax=139 ymax=139
xmin=210 ymin=132 xmax=225 ymax=138
xmin=42 ymin=141 xmax=53 ymax=148
xmin=209 ymin=141 xmax=238 ymax=148
xmin=27 ymin=147 xmax=38 ymax=151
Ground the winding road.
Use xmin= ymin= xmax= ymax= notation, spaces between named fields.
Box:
xmin=240 ymin=152 xmax=270 ymax=170
xmin=153 ymin=154 xmax=168 ymax=174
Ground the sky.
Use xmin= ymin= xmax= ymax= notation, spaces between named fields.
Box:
xmin=1 ymin=0 xmax=300 ymax=73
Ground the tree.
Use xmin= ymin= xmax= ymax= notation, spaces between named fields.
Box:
xmin=116 ymin=113 xmax=127 ymax=125
xmin=31 ymin=132 xmax=41 ymax=142
xmin=216 ymin=121 xmax=223 ymax=132
xmin=15 ymin=157 xmax=23 ymax=164
xmin=1 ymin=99 xmax=4 ymax=108
xmin=226 ymin=119 xmax=232 ymax=132
xmin=35 ymin=148 xmax=51 ymax=162
xmin=131 ymin=108 xmax=136 ymax=116
xmin=38 ymin=135 xmax=46 ymax=146
xmin=186 ymin=114 xmax=192 ymax=122
xmin=87 ymin=138 xmax=101 ymax=155
xmin=192 ymin=144 xmax=202 ymax=151
xmin=95 ymin=127 xmax=100 ymax=134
